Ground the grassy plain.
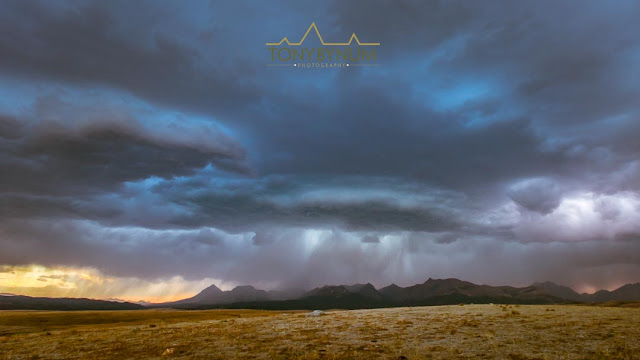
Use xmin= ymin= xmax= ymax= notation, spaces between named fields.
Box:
xmin=0 ymin=304 xmax=638 ymax=359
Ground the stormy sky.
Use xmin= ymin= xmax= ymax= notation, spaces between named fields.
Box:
xmin=1 ymin=0 xmax=640 ymax=300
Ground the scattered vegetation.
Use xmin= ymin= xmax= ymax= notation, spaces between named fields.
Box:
xmin=0 ymin=305 xmax=639 ymax=359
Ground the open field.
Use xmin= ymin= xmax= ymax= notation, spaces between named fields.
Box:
xmin=0 ymin=305 xmax=639 ymax=359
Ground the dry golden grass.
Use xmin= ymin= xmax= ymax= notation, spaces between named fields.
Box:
xmin=1 ymin=305 xmax=639 ymax=359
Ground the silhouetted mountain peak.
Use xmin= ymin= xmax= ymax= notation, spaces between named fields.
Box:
xmin=591 ymin=283 xmax=640 ymax=302
xmin=531 ymin=281 xmax=574 ymax=290
xmin=424 ymin=278 xmax=466 ymax=285
xmin=379 ymin=284 xmax=403 ymax=297
xmin=616 ymin=283 xmax=640 ymax=290
xmin=531 ymin=281 xmax=584 ymax=302
xmin=231 ymin=285 xmax=257 ymax=293
xmin=345 ymin=283 xmax=382 ymax=300
xmin=345 ymin=283 xmax=375 ymax=292
xmin=422 ymin=278 xmax=475 ymax=292
xmin=164 ymin=283 xmax=270 ymax=306
xmin=226 ymin=285 xmax=268 ymax=303
xmin=305 ymin=285 xmax=351 ymax=298
xmin=178 ymin=284 xmax=224 ymax=304
xmin=200 ymin=284 xmax=223 ymax=295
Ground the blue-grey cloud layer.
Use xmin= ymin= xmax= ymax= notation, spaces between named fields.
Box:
xmin=1 ymin=0 xmax=640 ymax=291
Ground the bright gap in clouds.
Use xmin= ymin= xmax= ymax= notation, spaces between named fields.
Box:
xmin=514 ymin=191 xmax=640 ymax=243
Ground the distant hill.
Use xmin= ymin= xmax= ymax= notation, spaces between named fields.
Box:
xmin=154 ymin=284 xmax=304 ymax=308
xmin=375 ymin=278 xmax=560 ymax=305
xmin=588 ymin=283 xmax=640 ymax=302
xmin=531 ymin=281 xmax=586 ymax=301
xmin=531 ymin=282 xmax=640 ymax=303
xmin=306 ymin=283 xmax=382 ymax=301
xmin=0 ymin=294 xmax=145 ymax=310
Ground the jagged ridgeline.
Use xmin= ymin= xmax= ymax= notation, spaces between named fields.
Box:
xmin=149 ymin=278 xmax=640 ymax=310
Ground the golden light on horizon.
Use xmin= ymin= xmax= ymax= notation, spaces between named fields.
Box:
xmin=0 ymin=264 xmax=230 ymax=303
xmin=0 ymin=265 xmax=103 ymax=290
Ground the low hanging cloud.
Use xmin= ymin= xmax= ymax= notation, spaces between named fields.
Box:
xmin=508 ymin=177 xmax=563 ymax=214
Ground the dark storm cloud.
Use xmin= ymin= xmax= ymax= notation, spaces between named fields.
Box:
xmin=194 ymin=196 xmax=458 ymax=232
xmin=1 ymin=0 xmax=640 ymax=292
xmin=328 ymin=0 xmax=477 ymax=55
xmin=250 ymin=79 xmax=574 ymax=191
xmin=0 ymin=0 xmax=259 ymax=117
xmin=247 ymin=25 xmax=639 ymax=199
xmin=138 ymin=173 xmax=462 ymax=232
xmin=0 ymin=114 xmax=247 ymax=198
xmin=327 ymin=0 xmax=640 ymax=128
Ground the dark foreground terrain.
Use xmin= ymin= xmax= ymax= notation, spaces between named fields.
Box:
xmin=0 ymin=304 xmax=638 ymax=359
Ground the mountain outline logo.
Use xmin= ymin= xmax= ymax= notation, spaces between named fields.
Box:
xmin=266 ymin=22 xmax=380 ymax=46
xmin=266 ymin=22 xmax=380 ymax=67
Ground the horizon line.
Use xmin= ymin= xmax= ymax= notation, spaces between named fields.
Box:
xmin=4 ymin=278 xmax=632 ymax=303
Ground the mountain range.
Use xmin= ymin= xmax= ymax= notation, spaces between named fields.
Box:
xmin=152 ymin=278 xmax=640 ymax=310
xmin=154 ymin=284 xmax=304 ymax=308
xmin=3 ymin=278 xmax=639 ymax=310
